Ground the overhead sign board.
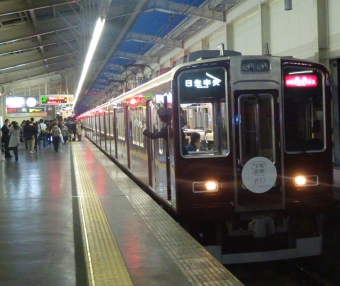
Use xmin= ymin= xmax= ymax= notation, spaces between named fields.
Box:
xmin=40 ymin=95 xmax=74 ymax=105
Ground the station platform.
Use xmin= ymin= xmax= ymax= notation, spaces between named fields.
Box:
xmin=0 ymin=138 xmax=243 ymax=286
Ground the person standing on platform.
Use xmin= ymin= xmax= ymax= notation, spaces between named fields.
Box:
xmin=30 ymin=117 xmax=38 ymax=151
xmin=51 ymin=122 xmax=62 ymax=152
xmin=21 ymin=120 xmax=28 ymax=150
xmin=8 ymin=121 xmax=20 ymax=161
xmin=37 ymin=119 xmax=48 ymax=149
xmin=75 ymin=121 xmax=82 ymax=141
xmin=25 ymin=121 xmax=38 ymax=154
xmin=70 ymin=120 xmax=76 ymax=141
xmin=1 ymin=119 xmax=12 ymax=158
xmin=60 ymin=121 xmax=69 ymax=144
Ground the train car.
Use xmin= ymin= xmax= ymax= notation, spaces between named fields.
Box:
xmin=79 ymin=50 xmax=334 ymax=264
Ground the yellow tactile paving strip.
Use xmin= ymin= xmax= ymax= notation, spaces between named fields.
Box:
xmin=72 ymin=143 xmax=133 ymax=286
xmin=86 ymin=142 xmax=244 ymax=286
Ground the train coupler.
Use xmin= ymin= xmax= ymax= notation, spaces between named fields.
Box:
xmin=248 ymin=216 xmax=275 ymax=238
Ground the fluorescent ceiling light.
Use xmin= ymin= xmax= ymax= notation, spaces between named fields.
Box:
xmin=73 ymin=17 xmax=106 ymax=107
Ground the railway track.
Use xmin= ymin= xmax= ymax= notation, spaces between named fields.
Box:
xmin=226 ymin=209 xmax=340 ymax=285
xmin=227 ymin=257 xmax=335 ymax=286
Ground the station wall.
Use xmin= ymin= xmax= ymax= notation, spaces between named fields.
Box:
xmin=160 ymin=0 xmax=340 ymax=64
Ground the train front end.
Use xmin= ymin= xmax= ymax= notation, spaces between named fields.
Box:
xmin=172 ymin=55 xmax=333 ymax=263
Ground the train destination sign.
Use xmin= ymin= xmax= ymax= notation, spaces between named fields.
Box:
xmin=184 ymin=72 xmax=222 ymax=89
xmin=179 ymin=67 xmax=226 ymax=100
xmin=40 ymin=95 xmax=74 ymax=105
xmin=285 ymin=75 xmax=318 ymax=87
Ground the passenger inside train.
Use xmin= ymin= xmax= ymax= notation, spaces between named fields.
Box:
xmin=186 ymin=132 xmax=201 ymax=153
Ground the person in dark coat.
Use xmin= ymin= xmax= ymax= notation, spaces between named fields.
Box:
xmin=8 ymin=121 xmax=20 ymax=161
xmin=1 ymin=119 xmax=12 ymax=158
xmin=25 ymin=121 xmax=38 ymax=154
xmin=179 ymin=107 xmax=187 ymax=128
xmin=142 ymin=107 xmax=172 ymax=140
xmin=142 ymin=107 xmax=189 ymax=155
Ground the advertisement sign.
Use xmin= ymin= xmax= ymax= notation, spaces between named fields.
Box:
xmin=6 ymin=97 xmax=25 ymax=108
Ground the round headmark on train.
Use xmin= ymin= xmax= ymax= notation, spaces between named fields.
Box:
xmin=241 ymin=157 xmax=277 ymax=193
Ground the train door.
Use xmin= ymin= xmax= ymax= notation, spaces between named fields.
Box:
xmin=145 ymin=99 xmax=173 ymax=201
xmin=234 ymin=90 xmax=283 ymax=212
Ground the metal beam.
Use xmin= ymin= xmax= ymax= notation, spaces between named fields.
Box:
xmin=115 ymin=51 xmax=159 ymax=64
xmin=78 ymin=0 xmax=151 ymax=106
xmin=0 ymin=10 xmax=96 ymax=43
xmin=125 ymin=31 xmax=182 ymax=48
xmin=0 ymin=30 xmax=77 ymax=55
xmin=0 ymin=0 xmax=77 ymax=16
xmin=0 ymin=39 xmax=77 ymax=67
xmin=0 ymin=64 xmax=68 ymax=86
xmin=147 ymin=0 xmax=224 ymax=22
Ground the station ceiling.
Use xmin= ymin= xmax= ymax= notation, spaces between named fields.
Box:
xmin=0 ymin=0 xmax=238 ymax=115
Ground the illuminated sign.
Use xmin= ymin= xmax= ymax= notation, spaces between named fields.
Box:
xmin=7 ymin=108 xmax=17 ymax=112
xmin=127 ymin=95 xmax=146 ymax=105
xmin=26 ymin=97 xmax=37 ymax=107
xmin=179 ymin=67 xmax=226 ymax=100
xmin=285 ymin=75 xmax=318 ymax=87
xmin=41 ymin=96 xmax=68 ymax=104
xmin=6 ymin=97 xmax=25 ymax=108
xmin=144 ymin=93 xmax=154 ymax=100
xmin=40 ymin=95 xmax=74 ymax=105
xmin=29 ymin=108 xmax=44 ymax=113
xmin=184 ymin=72 xmax=222 ymax=89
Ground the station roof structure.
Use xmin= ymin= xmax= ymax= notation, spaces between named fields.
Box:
xmin=0 ymin=0 xmax=238 ymax=114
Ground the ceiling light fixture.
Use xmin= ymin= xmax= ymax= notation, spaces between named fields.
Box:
xmin=73 ymin=17 xmax=106 ymax=107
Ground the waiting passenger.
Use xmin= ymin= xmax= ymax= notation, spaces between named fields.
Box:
xmin=51 ymin=123 xmax=62 ymax=153
xmin=75 ymin=120 xmax=83 ymax=141
xmin=186 ymin=132 xmax=201 ymax=152
xmin=25 ymin=121 xmax=38 ymax=154
xmin=1 ymin=119 xmax=11 ymax=158
xmin=8 ymin=121 xmax=20 ymax=161
xmin=37 ymin=119 xmax=48 ymax=149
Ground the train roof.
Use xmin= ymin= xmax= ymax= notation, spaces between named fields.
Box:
xmin=81 ymin=51 xmax=328 ymax=116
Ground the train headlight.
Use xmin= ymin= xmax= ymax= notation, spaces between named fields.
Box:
xmin=294 ymin=175 xmax=318 ymax=187
xmin=295 ymin=176 xmax=306 ymax=186
xmin=193 ymin=181 xmax=219 ymax=193
xmin=206 ymin=181 xmax=218 ymax=191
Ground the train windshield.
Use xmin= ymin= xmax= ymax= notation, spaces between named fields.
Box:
xmin=283 ymin=67 xmax=325 ymax=153
xmin=238 ymin=94 xmax=275 ymax=165
xmin=177 ymin=67 xmax=229 ymax=157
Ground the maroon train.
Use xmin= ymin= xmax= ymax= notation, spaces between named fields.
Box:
xmin=80 ymin=50 xmax=333 ymax=263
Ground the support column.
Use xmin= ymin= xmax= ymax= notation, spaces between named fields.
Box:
xmin=316 ymin=0 xmax=329 ymax=68
xmin=331 ymin=60 xmax=340 ymax=166
xmin=260 ymin=1 xmax=270 ymax=55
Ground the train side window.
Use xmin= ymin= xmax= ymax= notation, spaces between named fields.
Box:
xmin=117 ymin=109 xmax=125 ymax=140
xmin=131 ymin=106 xmax=145 ymax=147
